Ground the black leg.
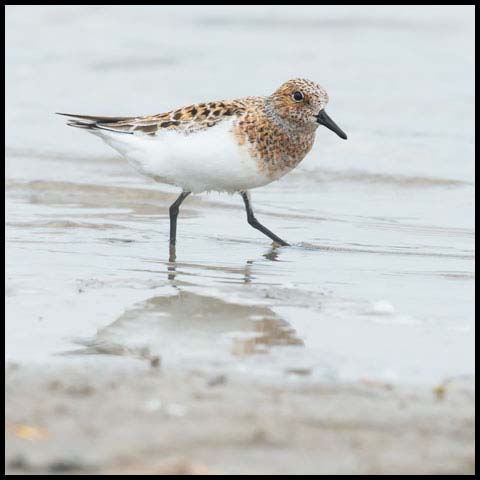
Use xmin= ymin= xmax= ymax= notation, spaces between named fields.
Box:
xmin=240 ymin=191 xmax=290 ymax=246
xmin=169 ymin=191 xmax=190 ymax=246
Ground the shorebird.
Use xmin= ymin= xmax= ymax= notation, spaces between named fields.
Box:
xmin=58 ymin=78 xmax=347 ymax=248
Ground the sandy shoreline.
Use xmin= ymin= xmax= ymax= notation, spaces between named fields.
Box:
xmin=5 ymin=362 xmax=475 ymax=475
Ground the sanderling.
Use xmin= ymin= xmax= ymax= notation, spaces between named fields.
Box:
xmin=58 ymin=78 xmax=347 ymax=248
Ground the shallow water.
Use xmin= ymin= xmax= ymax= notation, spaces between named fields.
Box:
xmin=5 ymin=6 xmax=474 ymax=385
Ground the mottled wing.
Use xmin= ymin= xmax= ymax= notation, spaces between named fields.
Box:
xmin=57 ymin=100 xmax=246 ymax=136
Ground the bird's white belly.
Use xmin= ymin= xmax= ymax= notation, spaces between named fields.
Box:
xmin=98 ymin=119 xmax=271 ymax=193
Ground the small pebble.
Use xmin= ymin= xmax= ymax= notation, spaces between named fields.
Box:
xmin=150 ymin=356 xmax=161 ymax=368
xmin=207 ymin=374 xmax=227 ymax=387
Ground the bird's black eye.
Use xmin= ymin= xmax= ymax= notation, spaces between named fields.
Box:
xmin=292 ymin=91 xmax=304 ymax=102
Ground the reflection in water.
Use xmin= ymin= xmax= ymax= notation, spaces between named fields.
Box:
xmin=263 ymin=245 xmax=281 ymax=262
xmin=5 ymin=6 xmax=475 ymax=384
xmin=231 ymin=316 xmax=303 ymax=356
xmin=70 ymin=252 xmax=304 ymax=365
xmin=166 ymin=244 xmax=280 ymax=284
xmin=168 ymin=244 xmax=177 ymax=281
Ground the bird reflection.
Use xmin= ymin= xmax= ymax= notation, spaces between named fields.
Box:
xmin=167 ymin=243 xmax=282 ymax=284
xmin=263 ymin=244 xmax=281 ymax=261
xmin=68 ymin=243 xmax=304 ymax=361
xmin=68 ymin=290 xmax=304 ymax=361
xmin=168 ymin=244 xmax=177 ymax=281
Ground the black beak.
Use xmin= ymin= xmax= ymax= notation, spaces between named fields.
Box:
xmin=316 ymin=110 xmax=347 ymax=140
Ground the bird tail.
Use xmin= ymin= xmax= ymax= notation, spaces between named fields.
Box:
xmin=56 ymin=112 xmax=135 ymax=134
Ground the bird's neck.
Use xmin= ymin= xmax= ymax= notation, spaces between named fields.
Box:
xmin=233 ymin=103 xmax=316 ymax=179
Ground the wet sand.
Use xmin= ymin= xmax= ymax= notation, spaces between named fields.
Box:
xmin=5 ymin=363 xmax=475 ymax=475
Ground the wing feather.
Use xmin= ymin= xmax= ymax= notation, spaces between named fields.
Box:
xmin=56 ymin=100 xmax=246 ymax=136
